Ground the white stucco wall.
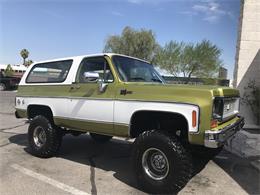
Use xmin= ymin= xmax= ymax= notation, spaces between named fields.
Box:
xmin=233 ymin=0 xmax=260 ymax=128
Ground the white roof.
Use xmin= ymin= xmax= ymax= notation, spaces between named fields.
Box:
xmin=33 ymin=53 xmax=150 ymax=64
xmin=1 ymin=53 xmax=150 ymax=72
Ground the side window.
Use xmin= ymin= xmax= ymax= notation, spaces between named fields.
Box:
xmin=26 ymin=60 xmax=72 ymax=83
xmin=77 ymin=57 xmax=114 ymax=83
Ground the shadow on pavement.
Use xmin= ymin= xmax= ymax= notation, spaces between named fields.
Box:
xmin=60 ymin=135 xmax=140 ymax=191
xmin=214 ymin=149 xmax=260 ymax=194
xmin=8 ymin=133 xmax=27 ymax=145
xmin=8 ymin=133 xmax=259 ymax=194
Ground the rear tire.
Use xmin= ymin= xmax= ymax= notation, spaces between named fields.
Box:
xmin=90 ymin=133 xmax=112 ymax=143
xmin=0 ymin=83 xmax=6 ymax=91
xmin=132 ymin=130 xmax=192 ymax=194
xmin=28 ymin=115 xmax=62 ymax=158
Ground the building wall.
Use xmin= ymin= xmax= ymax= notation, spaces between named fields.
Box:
xmin=233 ymin=0 xmax=260 ymax=128
xmin=219 ymin=67 xmax=227 ymax=79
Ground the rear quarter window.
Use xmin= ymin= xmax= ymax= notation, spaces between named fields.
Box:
xmin=26 ymin=60 xmax=73 ymax=83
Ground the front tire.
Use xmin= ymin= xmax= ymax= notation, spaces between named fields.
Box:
xmin=132 ymin=130 xmax=192 ymax=194
xmin=28 ymin=115 xmax=62 ymax=158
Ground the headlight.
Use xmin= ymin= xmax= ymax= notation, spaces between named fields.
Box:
xmin=212 ymin=97 xmax=240 ymax=122
xmin=212 ymin=97 xmax=224 ymax=121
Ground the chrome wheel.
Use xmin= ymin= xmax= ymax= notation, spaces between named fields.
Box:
xmin=33 ymin=126 xmax=47 ymax=148
xmin=142 ymin=148 xmax=169 ymax=180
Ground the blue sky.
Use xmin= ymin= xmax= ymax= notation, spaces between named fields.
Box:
xmin=0 ymin=0 xmax=240 ymax=79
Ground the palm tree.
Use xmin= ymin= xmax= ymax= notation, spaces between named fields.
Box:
xmin=26 ymin=59 xmax=34 ymax=66
xmin=20 ymin=49 xmax=29 ymax=65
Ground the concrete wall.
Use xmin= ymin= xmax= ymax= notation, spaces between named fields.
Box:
xmin=233 ymin=0 xmax=260 ymax=128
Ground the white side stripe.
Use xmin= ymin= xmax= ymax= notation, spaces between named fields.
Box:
xmin=16 ymin=96 xmax=199 ymax=132
xmin=11 ymin=164 xmax=89 ymax=195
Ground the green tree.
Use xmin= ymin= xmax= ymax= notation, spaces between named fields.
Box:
xmin=4 ymin=64 xmax=14 ymax=77
xmin=25 ymin=59 xmax=34 ymax=66
xmin=153 ymin=41 xmax=184 ymax=76
xmin=104 ymin=26 xmax=159 ymax=61
xmin=20 ymin=49 xmax=29 ymax=65
xmin=155 ymin=40 xmax=222 ymax=80
xmin=189 ymin=40 xmax=222 ymax=78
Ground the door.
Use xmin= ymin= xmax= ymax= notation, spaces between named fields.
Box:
xmin=67 ymin=56 xmax=116 ymax=135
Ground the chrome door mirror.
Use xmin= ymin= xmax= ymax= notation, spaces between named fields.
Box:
xmin=83 ymin=71 xmax=99 ymax=83
xmin=98 ymin=80 xmax=108 ymax=93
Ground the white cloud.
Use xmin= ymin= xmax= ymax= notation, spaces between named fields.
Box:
xmin=191 ymin=1 xmax=232 ymax=23
xmin=193 ymin=2 xmax=225 ymax=15
xmin=127 ymin=0 xmax=143 ymax=4
xmin=127 ymin=0 xmax=171 ymax=5
xmin=111 ymin=11 xmax=124 ymax=17
xmin=203 ymin=15 xmax=218 ymax=23
xmin=227 ymin=11 xmax=235 ymax=19
xmin=179 ymin=11 xmax=198 ymax=17
xmin=193 ymin=4 xmax=209 ymax=12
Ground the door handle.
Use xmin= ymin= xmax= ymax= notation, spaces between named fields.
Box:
xmin=70 ymin=85 xmax=80 ymax=90
xmin=120 ymin=89 xmax=133 ymax=95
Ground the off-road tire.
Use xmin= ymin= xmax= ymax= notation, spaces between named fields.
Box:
xmin=90 ymin=133 xmax=112 ymax=143
xmin=0 ymin=83 xmax=6 ymax=91
xmin=28 ymin=115 xmax=62 ymax=158
xmin=132 ymin=130 xmax=193 ymax=194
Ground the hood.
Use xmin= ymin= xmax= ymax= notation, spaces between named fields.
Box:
xmin=122 ymin=82 xmax=240 ymax=106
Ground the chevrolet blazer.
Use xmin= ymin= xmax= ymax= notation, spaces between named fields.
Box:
xmin=15 ymin=53 xmax=244 ymax=193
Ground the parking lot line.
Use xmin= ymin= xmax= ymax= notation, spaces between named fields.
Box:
xmin=11 ymin=164 xmax=90 ymax=195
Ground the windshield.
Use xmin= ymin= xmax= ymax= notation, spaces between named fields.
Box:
xmin=112 ymin=55 xmax=164 ymax=83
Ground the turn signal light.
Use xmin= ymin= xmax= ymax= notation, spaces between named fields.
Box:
xmin=192 ymin=110 xmax=197 ymax=127
xmin=210 ymin=119 xmax=218 ymax=128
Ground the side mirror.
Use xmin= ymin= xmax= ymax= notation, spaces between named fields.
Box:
xmin=98 ymin=80 xmax=108 ymax=93
xmin=83 ymin=71 xmax=99 ymax=82
xmin=83 ymin=71 xmax=108 ymax=93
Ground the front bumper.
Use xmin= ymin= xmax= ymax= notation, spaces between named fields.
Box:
xmin=204 ymin=116 xmax=245 ymax=148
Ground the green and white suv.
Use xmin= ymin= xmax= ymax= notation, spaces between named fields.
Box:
xmin=15 ymin=53 xmax=244 ymax=193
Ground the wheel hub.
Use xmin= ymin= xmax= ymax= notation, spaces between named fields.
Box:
xmin=33 ymin=126 xmax=47 ymax=148
xmin=142 ymin=148 xmax=169 ymax=180
xmin=151 ymin=153 xmax=166 ymax=170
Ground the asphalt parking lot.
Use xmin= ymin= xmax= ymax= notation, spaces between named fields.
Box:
xmin=0 ymin=91 xmax=259 ymax=195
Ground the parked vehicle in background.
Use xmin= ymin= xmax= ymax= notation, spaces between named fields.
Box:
xmin=15 ymin=53 xmax=244 ymax=193
xmin=0 ymin=72 xmax=21 ymax=91
xmin=0 ymin=64 xmax=27 ymax=78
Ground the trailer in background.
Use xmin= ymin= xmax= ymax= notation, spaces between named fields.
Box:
xmin=0 ymin=64 xmax=27 ymax=91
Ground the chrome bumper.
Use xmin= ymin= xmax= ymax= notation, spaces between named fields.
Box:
xmin=204 ymin=116 xmax=245 ymax=148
